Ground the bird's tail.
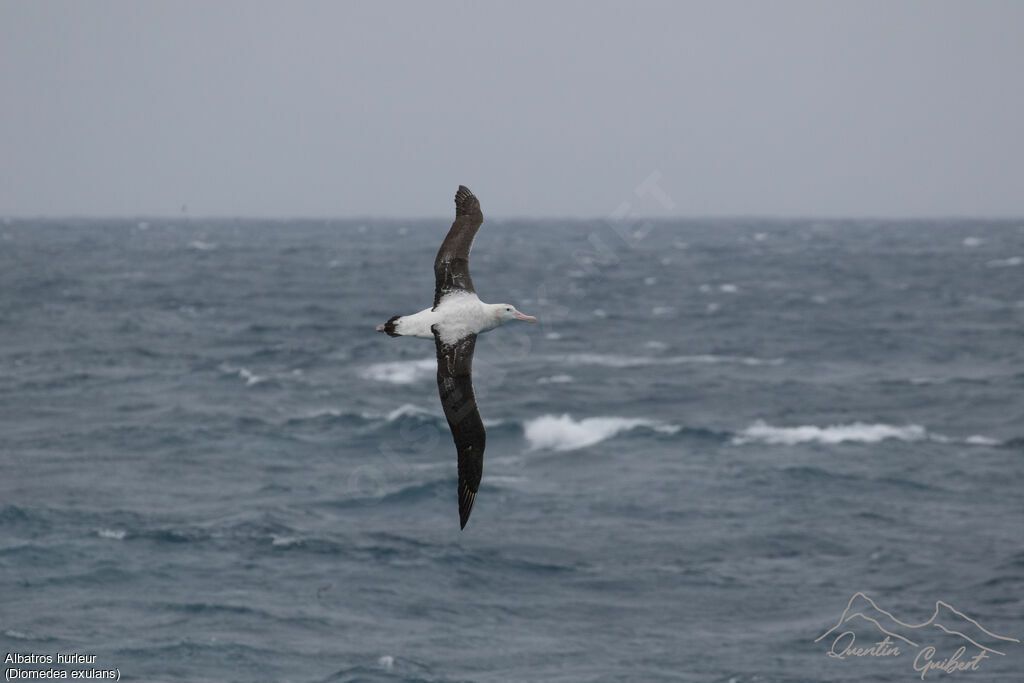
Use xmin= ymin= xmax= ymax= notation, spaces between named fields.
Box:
xmin=376 ymin=315 xmax=402 ymax=337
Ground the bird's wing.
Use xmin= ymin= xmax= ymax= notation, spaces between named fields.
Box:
xmin=433 ymin=185 xmax=483 ymax=309
xmin=431 ymin=325 xmax=485 ymax=529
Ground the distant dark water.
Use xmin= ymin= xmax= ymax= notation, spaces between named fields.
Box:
xmin=1 ymin=218 xmax=1022 ymax=682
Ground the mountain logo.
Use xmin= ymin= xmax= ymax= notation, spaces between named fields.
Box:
xmin=815 ymin=592 xmax=1019 ymax=678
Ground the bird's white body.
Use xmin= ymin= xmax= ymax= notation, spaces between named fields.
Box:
xmin=391 ymin=293 xmax=505 ymax=345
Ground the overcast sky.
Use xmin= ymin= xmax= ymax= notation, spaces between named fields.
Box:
xmin=2 ymin=1 xmax=1022 ymax=218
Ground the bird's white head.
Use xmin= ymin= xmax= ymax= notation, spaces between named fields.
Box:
xmin=492 ymin=303 xmax=537 ymax=325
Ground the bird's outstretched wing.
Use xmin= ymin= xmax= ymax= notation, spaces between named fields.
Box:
xmin=433 ymin=185 xmax=483 ymax=309
xmin=431 ymin=325 xmax=485 ymax=529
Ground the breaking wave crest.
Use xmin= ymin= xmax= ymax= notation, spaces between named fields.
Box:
xmin=732 ymin=420 xmax=1001 ymax=446
xmin=384 ymin=404 xmax=434 ymax=421
xmin=523 ymin=414 xmax=680 ymax=452
xmin=358 ymin=358 xmax=435 ymax=384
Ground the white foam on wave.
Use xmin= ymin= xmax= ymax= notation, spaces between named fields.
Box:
xmin=238 ymin=368 xmax=264 ymax=386
xmin=219 ymin=363 xmax=265 ymax=386
xmin=733 ymin=420 xmax=926 ymax=445
xmin=524 ymin=414 xmax=679 ymax=452
xmin=560 ymin=353 xmax=784 ymax=368
xmin=732 ymin=420 xmax=1001 ymax=447
xmin=188 ymin=240 xmax=218 ymax=251
xmin=986 ymin=256 xmax=1022 ymax=268
xmin=97 ymin=528 xmax=126 ymax=540
xmin=537 ymin=374 xmax=573 ymax=384
xmin=484 ymin=475 xmax=533 ymax=491
xmin=359 ymin=358 xmax=435 ymax=384
xmin=733 ymin=420 xmax=928 ymax=445
xmin=963 ymin=236 xmax=984 ymax=248
xmin=304 ymin=408 xmax=347 ymax=420
xmin=385 ymin=403 xmax=434 ymax=421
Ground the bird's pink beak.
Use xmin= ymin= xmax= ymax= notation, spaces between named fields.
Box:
xmin=514 ymin=310 xmax=537 ymax=323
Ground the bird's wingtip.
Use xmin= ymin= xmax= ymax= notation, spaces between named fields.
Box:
xmin=458 ymin=485 xmax=477 ymax=529
xmin=454 ymin=186 xmax=479 ymax=216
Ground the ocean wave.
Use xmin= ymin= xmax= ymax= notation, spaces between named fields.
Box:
xmin=320 ymin=656 xmax=432 ymax=683
xmin=536 ymin=374 xmax=573 ymax=384
xmin=964 ymin=434 xmax=1001 ymax=446
xmin=483 ymin=475 xmax=532 ymax=491
xmin=0 ymin=505 xmax=33 ymax=523
xmin=267 ymin=536 xmax=346 ymax=554
xmin=270 ymin=534 xmax=300 ymax=547
xmin=330 ymin=478 xmax=452 ymax=509
xmin=733 ymin=420 xmax=1002 ymax=447
xmin=523 ymin=413 xmax=680 ymax=451
xmin=97 ymin=528 xmax=126 ymax=540
xmin=342 ymin=405 xmax=710 ymax=450
xmin=218 ymin=363 xmax=266 ymax=386
xmin=733 ymin=420 xmax=927 ymax=445
xmin=4 ymin=630 xmax=32 ymax=640
xmin=285 ymin=408 xmax=363 ymax=425
xmin=375 ymin=479 xmax=451 ymax=503
xmin=137 ymin=527 xmax=212 ymax=544
xmin=986 ymin=256 xmax=1023 ymax=268
xmin=558 ymin=353 xmax=784 ymax=368
xmin=287 ymin=403 xmax=497 ymax=436
xmin=385 ymin=403 xmax=435 ymax=421
xmin=357 ymin=358 xmax=435 ymax=384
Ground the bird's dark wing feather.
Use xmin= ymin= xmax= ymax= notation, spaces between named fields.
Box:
xmin=431 ymin=325 xmax=484 ymax=529
xmin=433 ymin=185 xmax=483 ymax=309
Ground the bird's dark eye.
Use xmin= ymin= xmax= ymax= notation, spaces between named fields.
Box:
xmin=506 ymin=307 xmax=512 ymax=311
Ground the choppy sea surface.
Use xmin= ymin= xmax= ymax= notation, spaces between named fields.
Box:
xmin=1 ymin=218 xmax=1023 ymax=682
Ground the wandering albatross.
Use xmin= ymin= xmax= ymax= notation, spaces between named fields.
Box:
xmin=375 ymin=186 xmax=536 ymax=529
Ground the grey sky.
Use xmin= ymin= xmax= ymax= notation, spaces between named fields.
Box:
xmin=2 ymin=1 xmax=1022 ymax=218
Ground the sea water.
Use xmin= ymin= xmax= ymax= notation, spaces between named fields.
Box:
xmin=1 ymin=218 xmax=1022 ymax=681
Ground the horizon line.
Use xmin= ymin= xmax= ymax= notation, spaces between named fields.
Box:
xmin=4 ymin=213 xmax=1024 ymax=223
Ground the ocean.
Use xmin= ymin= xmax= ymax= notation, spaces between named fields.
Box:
xmin=1 ymin=217 xmax=1022 ymax=682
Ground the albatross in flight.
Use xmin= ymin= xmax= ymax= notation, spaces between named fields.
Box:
xmin=376 ymin=186 xmax=536 ymax=529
